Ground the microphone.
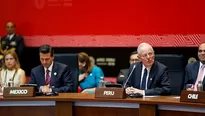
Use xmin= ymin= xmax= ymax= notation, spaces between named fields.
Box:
xmin=123 ymin=64 xmax=136 ymax=88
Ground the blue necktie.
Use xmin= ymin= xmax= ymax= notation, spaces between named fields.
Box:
xmin=141 ymin=68 xmax=147 ymax=90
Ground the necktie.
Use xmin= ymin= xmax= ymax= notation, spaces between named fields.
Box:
xmin=45 ymin=69 xmax=50 ymax=85
xmin=141 ymin=68 xmax=147 ymax=90
xmin=194 ymin=65 xmax=205 ymax=91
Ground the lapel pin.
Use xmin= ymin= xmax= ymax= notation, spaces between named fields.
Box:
xmin=150 ymin=78 xmax=152 ymax=81
xmin=54 ymin=72 xmax=57 ymax=76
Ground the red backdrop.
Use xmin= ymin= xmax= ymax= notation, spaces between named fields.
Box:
xmin=0 ymin=0 xmax=205 ymax=47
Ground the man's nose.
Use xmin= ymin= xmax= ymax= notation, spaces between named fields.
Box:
xmin=147 ymin=55 xmax=151 ymax=59
xmin=42 ymin=60 xmax=47 ymax=64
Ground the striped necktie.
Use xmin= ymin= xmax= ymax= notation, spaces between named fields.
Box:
xmin=45 ymin=69 xmax=50 ymax=85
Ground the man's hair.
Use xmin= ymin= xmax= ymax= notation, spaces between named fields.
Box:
xmin=130 ymin=51 xmax=138 ymax=56
xmin=137 ymin=42 xmax=154 ymax=55
xmin=198 ymin=42 xmax=205 ymax=50
xmin=6 ymin=21 xmax=16 ymax=27
xmin=39 ymin=44 xmax=54 ymax=56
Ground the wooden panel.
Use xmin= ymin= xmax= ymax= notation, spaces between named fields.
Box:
xmin=159 ymin=110 xmax=205 ymax=116
xmin=0 ymin=106 xmax=55 ymax=116
xmin=139 ymin=104 xmax=156 ymax=116
xmin=1 ymin=93 xmax=205 ymax=108
xmin=180 ymin=90 xmax=205 ymax=103
xmin=3 ymin=87 xmax=35 ymax=98
xmin=56 ymin=101 xmax=73 ymax=116
xmin=95 ymin=88 xmax=126 ymax=99
xmin=74 ymin=106 xmax=139 ymax=116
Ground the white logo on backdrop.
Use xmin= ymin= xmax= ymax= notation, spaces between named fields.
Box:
xmin=35 ymin=0 xmax=46 ymax=9
xmin=35 ymin=0 xmax=72 ymax=9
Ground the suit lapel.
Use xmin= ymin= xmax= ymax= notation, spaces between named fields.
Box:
xmin=40 ymin=65 xmax=46 ymax=84
xmin=10 ymin=34 xmax=16 ymax=41
xmin=135 ymin=63 xmax=142 ymax=88
xmin=50 ymin=62 xmax=57 ymax=86
xmin=147 ymin=61 xmax=157 ymax=89
xmin=194 ymin=61 xmax=200 ymax=83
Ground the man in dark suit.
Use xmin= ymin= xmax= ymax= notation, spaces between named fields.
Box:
xmin=29 ymin=44 xmax=73 ymax=93
xmin=184 ymin=43 xmax=205 ymax=91
xmin=126 ymin=43 xmax=171 ymax=96
xmin=0 ymin=22 xmax=24 ymax=59
xmin=117 ymin=51 xmax=140 ymax=85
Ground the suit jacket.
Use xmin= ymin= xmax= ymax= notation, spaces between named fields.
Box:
xmin=127 ymin=61 xmax=171 ymax=95
xmin=29 ymin=62 xmax=73 ymax=93
xmin=0 ymin=34 xmax=24 ymax=58
xmin=184 ymin=61 xmax=205 ymax=90
xmin=117 ymin=69 xmax=129 ymax=85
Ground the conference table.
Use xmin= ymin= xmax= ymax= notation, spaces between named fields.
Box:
xmin=0 ymin=93 xmax=205 ymax=116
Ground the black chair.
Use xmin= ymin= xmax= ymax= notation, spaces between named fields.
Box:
xmin=155 ymin=54 xmax=185 ymax=95
xmin=54 ymin=53 xmax=79 ymax=92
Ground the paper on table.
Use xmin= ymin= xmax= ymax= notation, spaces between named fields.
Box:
xmin=173 ymin=96 xmax=180 ymax=99
xmin=144 ymin=96 xmax=160 ymax=97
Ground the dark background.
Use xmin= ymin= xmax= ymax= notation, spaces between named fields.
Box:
xmin=21 ymin=47 xmax=198 ymax=77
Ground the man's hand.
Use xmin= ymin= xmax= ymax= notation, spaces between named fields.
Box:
xmin=119 ymin=74 xmax=125 ymax=78
xmin=126 ymin=87 xmax=144 ymax=95
xmin=186 ymin=88 xmax=194 ymax=91
xmin=40 ymin=85 xmax=51 ymax=94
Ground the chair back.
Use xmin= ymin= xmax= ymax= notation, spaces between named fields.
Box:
xmin=54 ymin=53 xmax=79 ymax=92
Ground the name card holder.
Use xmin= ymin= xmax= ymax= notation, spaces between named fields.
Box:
xmin=3 ymin=87 xmax=35 ymax=98
xmin=180 ymin=90 xmax=205 ymax=103
xmin=95 ymin=88 xmax=126 ymax=99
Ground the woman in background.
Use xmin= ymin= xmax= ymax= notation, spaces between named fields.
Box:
xmin=0 ymin=50 xmax=26 ymax=94
xmin=78 ymin=52 xmax=104 ymax=93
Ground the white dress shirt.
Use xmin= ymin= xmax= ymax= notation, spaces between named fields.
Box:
xmin=198 ymin=62 xmax=205 ymax=82
xmin=140 ymin=65 xmax=151 ymax=90
xmin=7 ymin=33 xmax=15 ymax=40
xmin=40 ymin=62 xmax=54 ymax=93
xmin=44 ymin=61 xmax=54 ymax=81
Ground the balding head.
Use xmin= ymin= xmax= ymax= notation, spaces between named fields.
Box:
xmin=137 ymin=42 xmax=155 ymax=67
xmin=137 ymin=43 xmax=154 ymax=55
xmin=6 ymin=21 xmax=16 ymax=35
xmin=198 ymin=43 xmax=205 ymax=64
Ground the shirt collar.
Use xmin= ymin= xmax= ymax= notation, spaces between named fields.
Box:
xmin=7 ymin=33 xmax=15 ymax=39
xmin=44 ymin=61 xmax=54 ymax=72
xmin=199 ymin=62 xmax=205 ymax=69
xmin=142 ymin=64 xmax=151 ymax=73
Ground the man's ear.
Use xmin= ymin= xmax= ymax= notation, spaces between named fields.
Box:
xmin=138 ymin=55 xmax=142 ymax=60
xmin=51 ymin=56 xmax=54 ymax=60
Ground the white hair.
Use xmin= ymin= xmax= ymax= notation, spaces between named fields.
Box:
xmin=137 ymin=42 xmax=154 ymax=55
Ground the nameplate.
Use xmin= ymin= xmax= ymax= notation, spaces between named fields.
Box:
xmin=3 ymin=87 xmax=35 ymax=98
xmin=95 ymin=88 xmax=126 ymax=99
xmin=180 ymin=90 xmax=205 ymax=103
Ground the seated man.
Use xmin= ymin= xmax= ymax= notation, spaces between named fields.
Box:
xmin=126 ymin=42 xmax=171 ymax=96
xmin=117 ymin=51 xmax=140 ymax=85
xmin=29 ymin=44 xmax=73 ymax=93
xmin=184 ymin=42 xmax=205 ymax=91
